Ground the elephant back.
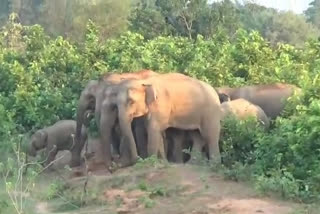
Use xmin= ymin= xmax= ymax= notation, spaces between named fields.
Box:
xmin=221 ymin=98 xmax=270 ymax=129
xmin=48 ymin=120 xmax=77 ymax=149
xmin=222 ymin=83 xmax=301 ymax=119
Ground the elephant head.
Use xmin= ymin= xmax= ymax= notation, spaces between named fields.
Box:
xmin=215 ymin=88 xmax=230 ymax=103
xmin=77 ymin=70 xmax=158 ymax=143
xmin=117 ymin=82 xmax=156 ymax=121
xmin=28 ymin=130 xmax=48 ymax=157
xmin=110 ymin=81 xmax=156 ymax=165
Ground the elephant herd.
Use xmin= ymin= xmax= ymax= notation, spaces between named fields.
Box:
xmin=27 ymin=70 xmax=301 ymax=172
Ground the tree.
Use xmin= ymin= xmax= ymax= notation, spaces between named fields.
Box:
xmin=207 ymin=0 xmax=240 ymax=37
xmin=265 ymin=11 xmax=319 ymax=47
xmin=239 ymin=2 xmax=276 ymax=35
xmin=156 ymin=0 xmax=209 ymax=39
xmin=304 ymin=0 xmax=320 ymax=29
xmin=0 ymin=0 xmax=9 ymax=26
xmin=129 ymin=0 xmax=172 ymax=39
xmin=70 ymin=0 xmax=131 ymax=41
xmin=37 ymin=0 xmax=71 ymax=37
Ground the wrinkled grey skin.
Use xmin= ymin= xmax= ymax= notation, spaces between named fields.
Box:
xmin=27 ymin=120 xmax=87 ymax=169
xmin=220 ymin=98 xmax=270 ymax=129
xmin=217 ymin=83 xmax=301 ymax=119
xmin=108 ymin=73 xmax=222 ymax=167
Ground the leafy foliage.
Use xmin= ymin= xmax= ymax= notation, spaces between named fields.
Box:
xmin=305 ymin=0 xmax=320 ymax=29
xmin=1 ymin=0 xmax=319 ymax=47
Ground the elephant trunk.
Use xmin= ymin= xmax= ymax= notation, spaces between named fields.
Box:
xmin=99 ymin=103 xmax=118 ymax=166
xmin=95 ymin=95 xmax=103 ymax=129
xmin=73 ymin=97 xmax=90 ymax=166
xmin=118 ymin=108 xmax=139 ymax=163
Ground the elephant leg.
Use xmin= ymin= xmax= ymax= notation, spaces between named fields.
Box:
xmin=164 ymin=130 xmax=173 ymax=161
xmin=171 ymin=130 xmax=184 ymax=163
xmin=190 ymin=131 xmax=204 ymax=152
xmin=99 ymin=102 xmax=117 ymax=168
xmin=132 ymin=117 xmax=148 ymax=159
xmin=147 ymin=121 xmax=165 ymax=159
xmin=117 ymin=113 xmax=139 ymax=167
xmin=70 ymin=125 xmax=88 ymax=167
xmin=182 ymin=139 xmax=192 ymax=163
xmin=187 ymin=131 xmax=203 ymax=162
xmin=111 ymin=122 xmax=121 ymax=157
xmin=200 ymin=119 xmax=221 ymax=164
xmin=158 ymin=138 xmax=166 ymax=159
xmin=117 ymin=135 xmax=130 ymax=167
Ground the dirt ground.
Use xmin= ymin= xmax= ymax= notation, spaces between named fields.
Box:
xmin=28 ymin=162 xmax=318 ymax=214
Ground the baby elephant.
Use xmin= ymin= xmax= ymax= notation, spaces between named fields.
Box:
xmin=27 ymin=120 xmax=87 ymax=169
xmin=221 ymin=98 xmax=270 ymax=129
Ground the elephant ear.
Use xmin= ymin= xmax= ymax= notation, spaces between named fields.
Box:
xmin=143 ymin=84 xmax=157 ymax=106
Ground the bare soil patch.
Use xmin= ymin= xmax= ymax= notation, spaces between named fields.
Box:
xmin=31 ymin=164 xmax=316 ymax=214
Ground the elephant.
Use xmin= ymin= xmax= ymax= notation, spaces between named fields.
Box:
xmin=166 ymin=99 xmax=269 ymax=164
xmin=217 ymin=83 xmax=302 ymax=119
xmin=49 ymin=137 xmax=103 ymax=170
xmin=165 ymin=128 xmax=205 ymax=163
xmin=220 ymin=98 xmax=270 ymax=129
xmin=27 ymin=120 xmax=87 ymax=169
xmin=100 ymin=72 xmax=222 ymax=168
xmin=73 ymin=69 xmax=158 ymax=167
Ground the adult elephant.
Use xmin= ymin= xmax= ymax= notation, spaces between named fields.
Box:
xmin=217 ymin=83 xmax=301 ymax=119
xmin=220 ymin=98 xmax=270 ymax=129
xmin=166 ymin=99 xmax=270 ymax=164
xmin=100 ymin=73 xmax=222 ymax=168
xmin=72 ymin=69 xmax=158 ymax=167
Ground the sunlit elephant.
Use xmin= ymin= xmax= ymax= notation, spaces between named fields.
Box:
xmin=72 ymin=69 xmax=158 ymax=167
xmin=166 ymin=99 xmax=269 ymax=163
xmin=27 ymin=120 xmax=87 ymax=169
xmin=220 ymin=98 xmax=270 ymax=129
xmin=217 ymin=83 xmax=301 ymax=119
xmin=100 ymin=73 xmax=222 ymax=168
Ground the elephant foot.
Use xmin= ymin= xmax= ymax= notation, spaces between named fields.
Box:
xmin=83 ymin=158 xmax=116 ymax=174
xmin=111 ymin=154 xmax=120 ymax=162
xmin=115 ymin=156 xmax=138 ymax=169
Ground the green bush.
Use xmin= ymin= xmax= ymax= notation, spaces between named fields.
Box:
xmin=253 ymin=100 xmax=320 ymax=200
xmin=220 ymin=116 xmax=265 ymax=167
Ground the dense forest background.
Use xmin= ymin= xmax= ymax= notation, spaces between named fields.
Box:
xmin=1 ymin=0 xmax=320 ymax=46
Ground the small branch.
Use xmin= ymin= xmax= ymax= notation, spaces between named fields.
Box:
xmin=179 ymin=11 xmax=193 ymax=39
xmin=82 ymin=137 xmax=90 ymax=206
